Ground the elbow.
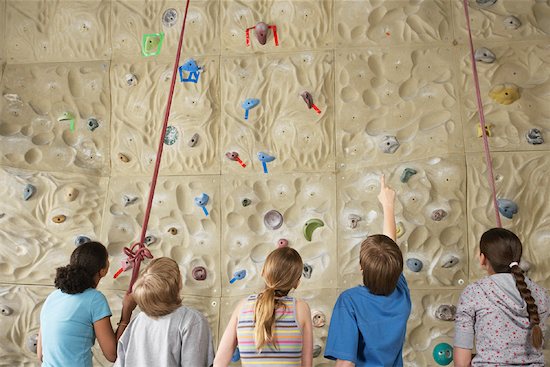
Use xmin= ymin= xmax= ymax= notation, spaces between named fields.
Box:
xmin=105 ymin=353 xmax=117 ymax=363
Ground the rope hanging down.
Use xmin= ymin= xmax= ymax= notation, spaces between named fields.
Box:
xmin=124 ymin=0 xmax=192 ymax=291
xmin=462 ymin=0 xmax=502 ymax=228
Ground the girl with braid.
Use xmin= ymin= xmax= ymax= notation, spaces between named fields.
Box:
xmin=454 ymin=228 xmax=550 ymax=367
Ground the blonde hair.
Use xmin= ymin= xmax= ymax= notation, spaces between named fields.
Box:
xmin=360 ymin=234 xmax=403 ymax=296
xmin=254 ymin=247 xmax=303 ymax=350
xmin=132 ymin=257 xmax=182 ymax=317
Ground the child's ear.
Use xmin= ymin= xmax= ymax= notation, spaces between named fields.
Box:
xmin=99 ymin=267 xmax=108 ymax=278
xmin=479 ymin=252 xmax=488 ymax=267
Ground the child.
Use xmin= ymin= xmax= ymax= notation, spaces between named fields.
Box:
xmin=214 ymin=247 xmax=313 ymax=366
xmin=38 ymin=241 xmax=136 ymax=366
xmin=114 ymin=257 xmax=215 ymax=367
xmin=324 ymin=175 xmax=411 ymax=366
xmin=454 ymin=228 xmax=550 ymax=367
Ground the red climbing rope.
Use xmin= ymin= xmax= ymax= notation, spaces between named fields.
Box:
xmin=462 ymin=0 xmax=502 ymax=228
xmin=124 ymin=0 xmax=192 ymax=291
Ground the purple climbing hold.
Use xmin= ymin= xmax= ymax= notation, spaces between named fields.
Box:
xmin=431 ymin=209 xmax=447 ymax=221
xmin=255 ymin=22 xmax=269 ymax=45
xmin=192 ymin=266 xmax=207 ymax=281
xmin=264 ymin=210 xmax=283 ymax=230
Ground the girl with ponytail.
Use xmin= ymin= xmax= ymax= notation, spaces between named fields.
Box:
xmin=37 ymin=241 xmax=136 ymax=366
xmin=214 ymin=247 xmax=313 ymax=366
xmin=454 ymin=228 xmax=550 ymax=367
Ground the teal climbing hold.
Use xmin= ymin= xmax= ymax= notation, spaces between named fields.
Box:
xmin=164 ymin=126 xmax=178 ymax=145
xmin=400 ymin=168 xmax=417 ymax=183
xmin=433 ymin=343 xmax=453 ymax=366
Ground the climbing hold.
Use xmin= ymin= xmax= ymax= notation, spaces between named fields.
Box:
xmin=194 ymin=193 xmax=210 ymax=216
xmin=142 ymin=33 xmax=164 ymax=57
xmin=179 ymin=59 xmax=202 ymax=83
xmin=192 ymin=266 xmax=207 ymax=281
xmin=229 ymin=269 xmax=247 ymax=284
xmin=400 ymin=168 xmax=417 ymax=183
xmin=26 ymin=333 xmax=39 ymax=354
xmin=313 ymin=345 xmax=322 ymax=358
xmin=257 ymin=152 xmax=275 ymax=174
xmin=489 ymin=83 xmax=520 ymax=105
xmin=63 ymin=187 xmax=79 ymax=202
xmin=433 ymin=342 xmax=453 ymax=366
xmin=264 ymin=210 xmax=283 ymax=230
xmin=477 ymin=123 xmax=493 ymax=138
xmin=144 ymin=235 xmax=157 ymax=245
xmin=474 ymin=47 xmax=496 ymax=63
xmin=58 ymin=112 xmax=75 ymax=131
xmin=225 ymin=151 xmax=247 ymax=168
xmin=277 ymin=238 xmax=288 ymax=248
xmin=254 ymin=22 xmax=269 ymax=45
xmin=312 ymin=310 xmax=326 ymax=327
xmin=503 ymin=15 xmax=521 ymax=29
xmin=86 ymin=117 xmax=99 ymax=132
xmin=497 ymin=198 xmax=518 ymax=219
xmin=303 ymin=218 xmax=324 ymax=242
xmin=526 ymin=128 xmax=543 ymax=145
xmin=168 ymin=227 xmax=178 ymax=235
xmin=396 ymin=222 xmax=406 ymax=238
xmin=162 ymin=8 xmax=178 ymax=28
xmin=188 ymin=133 xmax=199 ymax=147
xmin=123 ymin=195 xmax=137 ymax=207
xmin=125 ymin=73 xmax=138 ymax=86
xmin=74 ymin=235 xmax=91 ymax=247
xmin=303 ymin=263 xmax=313 ymax=279
xmin=379 ymin=136 xmax=400 ymax=154
xmin=441 ymin=255 xmax=460 ymax=268
xmin=23 ymin=184 xmax=36 ymax=201
xmin=435 ymin=305 xmax=457 ymax=321
xmin=300 ymin=91 xmax=321 ymax=114
xmin=52 ymin=215 xmax=66 ymax=224
xmin=431 ymin=209 xmax=447 ymax=221
xmin=113 ymin=258 xmax=134 ymax=279
xmin=0 ymin=304 xmax=13 ymax=316
xmin=242 ymin=98 xmax=260 ymax=120
xmin=241 ymin=198 xmax=252 ymax=207
xmin=519 ymin=259 xmax=531 ymax=272
xmin=348 ymin=214 xmax=361 ymax=229
xmin=406 ymin=258 xmax=423 ymax=272
xmin=476 ymin=0 xmax=497 ymax=7
xmin=164 ymin=126 xmax=178 ymax=145
xmin=231 ymin=347 xmax=241 ymax=362
xmin=118 ymin=153 xmax=130 ymax=163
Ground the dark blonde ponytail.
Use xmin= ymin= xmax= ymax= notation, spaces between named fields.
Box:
xmin=254 ymin=287 xmax=278 ymax=349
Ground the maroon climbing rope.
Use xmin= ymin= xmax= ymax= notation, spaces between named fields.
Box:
xmin=124 ymin=0 xmax=192 ymax=291
xmin=462 ymin=0 xmax=502 ymax=228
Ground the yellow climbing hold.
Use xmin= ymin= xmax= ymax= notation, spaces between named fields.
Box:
xmin=52 ymin=215 xmax=67 ymax=224
xmin=489 ymin=83 xmax=520 ymax=105
xmin=477 ymin=123 xmax=493 ymax=137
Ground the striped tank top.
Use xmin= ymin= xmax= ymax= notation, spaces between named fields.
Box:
xmin=237 ymin=294 xmax=303 ymax=366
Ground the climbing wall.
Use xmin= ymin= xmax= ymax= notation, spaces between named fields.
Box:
xmin=1 ymin=0 xmax=550 ymax=366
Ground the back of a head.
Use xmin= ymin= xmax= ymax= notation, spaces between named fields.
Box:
xmin=360 ymin=234 xmax=403 ymax=296
xmin=480 ymin=227 xmax=543 ymax=349
xmin=54 ymin=241 xmax=108 ymax=294
xmin=132 ymin=257 xmax=182 ymax=318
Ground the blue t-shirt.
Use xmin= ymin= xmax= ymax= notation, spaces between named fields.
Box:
xmin=40 ymin=288 xmax=112 ymax=367
xmin=324 ymin=274 xmax=411 ymax=367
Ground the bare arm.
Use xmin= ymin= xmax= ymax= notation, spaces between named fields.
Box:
xmin=335 ymin=360 xmax=355 ymax=367
xmin=296 ymin=299 xmax=313 ymax=367
xmin=453 ymin=347 xmax=472 ymax=367
xmin=37 ymin=328 xmax=43 ymax=362
xmin=213 ymin=300 xmax=244 ymax=367
xmin=377 ymin=175 xmax=396 ymax=241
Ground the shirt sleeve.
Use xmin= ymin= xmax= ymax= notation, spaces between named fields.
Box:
xmin=324 ymin=293 xmax=359 ymax=363
xmin=180 ymin=312 xmax=215 ymax=367
xmin=91 ymin=291 xmax=112 ymax=323
xmin=454 ymin=285 xmax=476 ymax=350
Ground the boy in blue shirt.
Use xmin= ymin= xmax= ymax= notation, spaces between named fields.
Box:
xmin=325 ymin=175 xmax=411 ymax=366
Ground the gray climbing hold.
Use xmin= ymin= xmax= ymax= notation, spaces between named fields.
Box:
xmin=312 ymin=310 xmax=326 ymax=327
xmin=241 ymin=198 xmax=251 ymax=207
xmin=497 ymin=198 xmax=518 ymax=219
xmin=431 ymin=209 xmax=447 ymax=221
xmin=504 ymin=16 xmax=521 ymax=29
xmin=379 ymin=136 xmax=400 ymax=154
xmin=188 ymin=133 xmax=199 ymax=147
xmin=303 ymin=263 xmax=313 ymax=279
xmin=519 ymin=259 xmax=531 ymax=272
xmin=123 ymin=195 xmax=138 ymax=207
xmin=435 ymin=305 xmax=457 ymax=321
xmin=264 ymin=210 xmax=283 ymax=230
xmin=162 ymin=8 xmax=178 ymax=28
xmin=406 ymin=258 xmax=423 ymax=272
xmin=87 ymin=117 xmax=99 ymax=131
xmin=348 ymin=214 xmax=361 ymax=229
xmin=26 ymin=333 xmax=38 ymax=354
xmin=475 ymin=47 xmax=496 ymax=63
xmin=144 ymin=235 xmax=157 ymax=245
xmin=313 ymin=345 xmax=322 ymax=358
xmin=441 ymin=255 xmax=460 ymax=268
xmin=192 ymin=266 xmax=207 ymax=281
xmin=400 ymin=168 xmax=417 ymax=183
xmin=125 ymin=73 xmax=138 ymax=87
xmin=23 ymin=184 xmax=36 ymax=201
xmin=526 ymin=128 xmax=543 ymax=145
xmin=476 ymin=0 xmax=497 ymax=7
xmin=0 ymin=304 xmax=13 ymax=316
xmin=74 ymin=235 xmax=91 ymax=247
xmin=164 ymin=126 xmax=178 ymax=145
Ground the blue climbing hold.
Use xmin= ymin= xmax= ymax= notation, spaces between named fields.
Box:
xmin=194 ymin=193 xmax=210 ymax=216
xmin=231 ymin=347 xmax=240 ymax=362
xmin=74 ymin=235 xmax=91 ymax=247
xmin=497 ymin=198 xmax=518 ymax=219
xmin=179 ymin=59 xmax=202 ymax=83
xmin=242 ymin=98 xmax=260 ymax=119
xmin=23 ymin=184 xmax=36 ymax=201
xmin=229 ymin=269 xmax=246 ymax=284
xmin=257 ymin=152 xmax=275 ymax=163
xmin=406 ymin=258 xmax=423 ymax=272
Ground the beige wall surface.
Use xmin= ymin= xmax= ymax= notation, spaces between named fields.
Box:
xmin=1 ymin=0 xmax=549 ymax=366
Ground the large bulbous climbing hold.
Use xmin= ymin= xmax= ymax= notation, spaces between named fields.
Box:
xmin=23 ymin=184 xmax=36 ymax=201
xmin=192 ymin=266 xmax=207 ymax=281
xmin=489 ymin=83 xmax=520 ymax=105
xmin=313 ymin=345 xmax=322 ymax=358
xmin=400 ymin=168 xmax=417 ymax=183
xmin=74 ymin=235 xmax=91 ymax=247
xmin=526 ymin=128 xmax=544 ymax=145
xmin=0 ymin=304 xmax=13 ymax=316
xmin=303 ymin=263 xmax=313 ymax=279
xmin=348 ymin=214 xmax=361 ymax=229
xmin=379 ymin=136 xmax=400 ymax=154
xmin=26 ymin=333 xmax=39 ymax=354
xmin=435 ymin=305 xmax=457 ymax=321
xmin=431 ymin=209 xmax=448 ymax=221
xmin=406 ymin=258 xmax=423 ymax=272
xmin=441 ymin=255 xmax=460 ymax=268
xmin=264 ymin=210 xmax=283 ymax=230
xmin=433 ymin=342 xmax=453 ymax=365
xmin=503 ymin=15 xmax=521 ymax=29
xmin=162 ymin=8 xmax=178 ymax=28
xmin=476 ymin=0 xmax=497 ymax=7
xmin=312 ymin=310 xmax=326 ymax=327
xmin=497 ymin=198 xmax=518 ymax=219
xmin=303 ymin=218 xmax=324 ymax=241
xmin=474 ymin=47 xmax=496 ymax=63
xmin=255 ymin=22 xmax=269 ymax=45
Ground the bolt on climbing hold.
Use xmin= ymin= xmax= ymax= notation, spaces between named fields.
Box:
xmin=304 ymin=218 xmax=324 ymax=242
xmin=431 ymin=209 xmax=447 ymax=221
xmin=476 ymin=0 xmax=497 ymax=7
xmin=0 ymin=304 xmax=13 ymax=316
xmin=379 ymin=136 xmax=400 ymax=154
xmin=497 ymin=198 xmax=518 ymax=219
xmin=179 ymin=59 xmax=202 ymax=83
xmin=348 ymin=214 xmax=361 ymax=229
xmin=164 ymin=126 xmax=179 ymax=145
xmin=113 ymin=258 xmax=134 ymax=279
xmin=300 ymin=91 xmax=321 ymax=114
xmin=123 ymin=195 xmax=138 ymax=207
xmin=526 ymin=128 xmax=544 ymax=145
xmin=489 ymin=83 xmax=520 ymax=105
xmin=242 ymin=98 xmax=260 ymax=120
xmin=63 ymin=187 xmax=79 ymax=202
xmin=400 ymin=168 xmax=417 ymax=183
xmin=257 ymin=152 xmax=275 ymax=173
xmin=433 ymin=342 xmax=453 ymax=366
xmin=277 ymin=238 xmax=289 ymax=248
xmin=441 ymin=255 xmax=460 ymax=268
xmin=144 ymin=235 xmax=157 ymax=245
xmin=125 ymin=73 xmax=138 ymax=86
xmin=231 ymin=347 xmax=241 ymax=362
xmin=264 ymin=210 xmax=283 ymax=230
xmin=406 ymin=258 xmax=423 ymax=272
xmin=26 ymin=333 xmax=39 ymax=354
xmin=435 ymin=305 xmax=457 ymax=321
xmin=477 ymin=123 xmax=493 ymax=138
xmin=162 ymin=8 xmax=178 ymax=28
xmin=188 ymin=133 xmax=199 ymax=147
xmin=396 ymin=222 xmax=406 ymax=238
xmin=225 ymin=151 xmax=246 ymax=168
xmin=52 ymin=215 xmax=66 ymax=224
xmin=519 ymin=259 xmax=531 ymax=272
xmin=168 ymin=227 xmax=178 ymax=235
xmin=142 ymin=33 xmax=164 ymax=57
xmin=229 ymin=269 xmax=247 ymax=284
xmin=23 ymin=184 xmax=36 ymax=201
xmin=313 ymin=345 xmax=322 ymax=358
xmin=312 ymin=311 xmax=326 ymax=327
xmin=241 ymin=198 xmax=252 ymax=207
xmin=192 ymin=266 xmax=207 ymax=281
xmin=302 ymin=263 xmax=313 ymax=279
xmin=503 ymin=15 xmax=521 ymax=29
xmin=58 ymin=112 xmax=75 ymax=131
xmin=118 ymin=153 xmax=130 ymax=163
xmin=474 ymin=47 xmax=496 ymax=63
xmin=86 ymin=117 xmax=99 ymax=132
xmin=245 ymin=22 xmax=279 ymax=46
xmin=74 ymin=235 xmax=91 ymax=247
xmin=194 ymin=193 xmax=210 ymax=216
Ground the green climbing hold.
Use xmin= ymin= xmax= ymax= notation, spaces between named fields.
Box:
xmin=142 ymin=33 xmax=164 ymax=56
xmin=433 ymin=342 xmax=453 ymax=366
xmin=303 ymin=218 xmax=324 ymax=242
xmin=164 ymin=126 xmax=178 ymax=145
